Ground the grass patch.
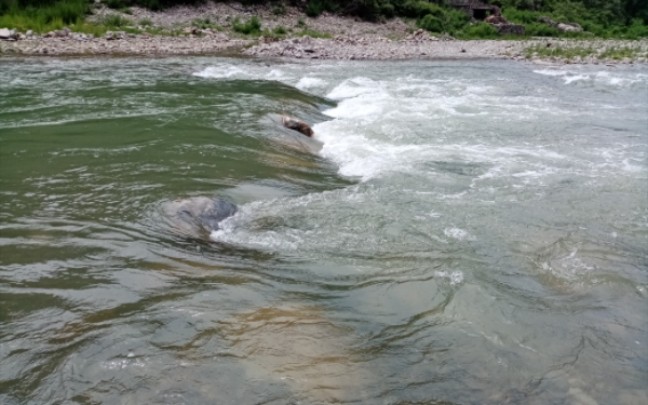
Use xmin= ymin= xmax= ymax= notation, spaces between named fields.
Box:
xmin=272 ymin=3 xmax=286 ymax=16
xmin=305 ymin=0 xmax=339 ymax=18
xmin=259 ymin=25 xmax=289 ymax=40
xmin=70 ymin=21 xmax=108 ymax=36
xmin=102 ymin=14 xmax=131 ymax=28
xmin=524 ymin=44 xmax=597 ymax=60
xmin=192 ymin=18 xmax=221 ymax=30
xmin=296 ymin=27 xmax=331 ymax=39
xmin=456 ymin=22 xmax=499 ymax=39
xmin=0 ymin=0 xmax=88 ymax=33
xmin=232 ymin=16 xmax=262 ymax=36
xmin=599 ymin=46 xmax=642 ymax=60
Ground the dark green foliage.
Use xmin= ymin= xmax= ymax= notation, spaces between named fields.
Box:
xmin=458 ymin=22 xmax=499 ymax=38
xmin=103 ymin=0 xmax=129 ymax=9
xmin=524 ymin=22 xmax=561 ymax=36
xmin=416 ymin=5 xmax=469 ymax=34
xmin=624 ymin=18 xmax=648 ymax=38
xmin=305 ymin=0 xmax=338 ymax=17
xmin=418 ymin=14 xmax=443 ymax=32
xmin=502 ymin=8 xmax=545 ymax=24
xmin=395 ymin=0 xmax=445 ymax=18
xmin=272 ymin=3 xmax=286 ymax=15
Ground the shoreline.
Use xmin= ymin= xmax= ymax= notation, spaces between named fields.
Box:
xmin=3 ymin=35 xmax=647 ymax=65
xmin=1 ymin=3 xmax=648 ymax=64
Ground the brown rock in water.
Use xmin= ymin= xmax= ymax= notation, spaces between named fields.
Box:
xmin=282 ymin=116 xmax=314 ymax=137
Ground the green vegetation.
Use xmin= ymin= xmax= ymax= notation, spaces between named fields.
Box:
xmin=305 ymin=0 xmax=648 ymax=38
xmin=305 ymin=0 xmax=339 ymax=18
xmin=524 ymin=44 xmax=596 ymax=59
xmin=192 ymin=17 xmax=221 ymax=30
xmin=524 ymin=43 xmax=646 ymax=60
xmin=458 ymin=22 xmax=500 ymax=39
xmin=232 ymin=16 xmax=262 ymax=36
xmin=599 ymin=45 xmax=643 ymax=59
xmin=102 ymin=14 xmax=131 ymax=28
xmin=0 ymin=0 xmax=89 ymax=32
xmin=0 ymin=0 xmax=646 ymax=38
xmin=295 ymin=27 xmax=332 ymax=39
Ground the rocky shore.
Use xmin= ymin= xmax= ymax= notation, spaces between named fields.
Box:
xmin=1 ymin=2 xmax=647 ymax=63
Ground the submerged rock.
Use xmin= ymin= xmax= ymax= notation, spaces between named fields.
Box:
xmin=162 ymin=196 xmax=237 ymax=238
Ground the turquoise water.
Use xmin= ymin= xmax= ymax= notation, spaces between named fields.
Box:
xmin=1 ymin=57 xmax=647 ymax=404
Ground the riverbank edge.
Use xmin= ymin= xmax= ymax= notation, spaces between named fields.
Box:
xmin=1 ymin=3 xmax=648 ymax=64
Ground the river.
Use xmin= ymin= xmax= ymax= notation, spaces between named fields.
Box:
xmin=1 ymin=57 xmax=647 ymax=404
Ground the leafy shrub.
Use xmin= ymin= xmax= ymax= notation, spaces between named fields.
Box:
xmin=445 ymin=8 xmax=469 ymax=31
xmin=503 ymin=8 xmax=544 ymax=24
xmin=396 ymin=0 xmax=443 ymax=18
xmin=417 ymin=14 xmax=443 ymax=33
xmin=103 ymin=0 xmax=129 ymax=9
xmin=525 ymin=22 xmax=560 ymax=36
xmin=623 ymin=19 xmax=648 ymax=39
xmin=232 ymin=16 xmax=261 ymax=35
xmin=417 ymin=5 xmax=468 ymax=34
xmin=305 ymin=0 xmax=338 ymax=17
xmin=272 ymin=3 xmax=286 ymax=16
xmin=458 ymin=22 xmax=499 ymax=39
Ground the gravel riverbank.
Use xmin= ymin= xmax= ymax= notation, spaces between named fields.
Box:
xmin=1 ymin=2 xmax=647 ymax=63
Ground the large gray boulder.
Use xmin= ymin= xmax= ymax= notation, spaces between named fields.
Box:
xmin=0 ymin=28 xmax=17 ymax=41
xmin=557 ymin=23 xmax=583 ymax=33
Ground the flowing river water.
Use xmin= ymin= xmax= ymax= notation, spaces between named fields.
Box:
xmin=1 ymin=57 xmax=647 ymax=404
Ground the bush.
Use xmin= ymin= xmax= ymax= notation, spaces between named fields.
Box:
xmin=418 ymin=14 xmax=443 ymax=32
xmin=503 ymin=8 xmax=544 ymax=24
xmin=305 ymin=0 xmax=338 ymax=17
xmin=416 ymin=5 xmax=469 ymax=34
xmin=623 ymin=19 xmax=648 ymax=39
xmin=272 ymin=3 xmax=286 ymax=16
xmin=458 ymin=22 xmax=499 ymax=39
xmin=232 ymin=16 xmax=261 ymax=35
xmin=396 ymin=0 xmax=443 ymax=18
xmin=445 ymin=8 xmax=469 ymax=31
xmin=525 ymin=22 xmax=560 ymax=36
xmin=103 ymin=0 xmax=129 ymax=9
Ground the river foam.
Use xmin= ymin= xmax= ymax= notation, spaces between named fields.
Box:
xmin=533 ymin=67 xmax=648 ymax=88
